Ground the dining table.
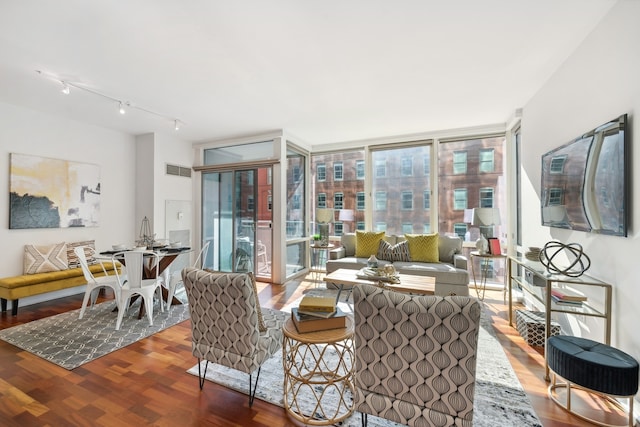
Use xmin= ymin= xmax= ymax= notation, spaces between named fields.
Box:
xmin=98 ymin=247 xmax=193 ymax=318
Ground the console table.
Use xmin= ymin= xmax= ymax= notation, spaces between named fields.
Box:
xmin=506 ymin=255 xmax=612 ymax=381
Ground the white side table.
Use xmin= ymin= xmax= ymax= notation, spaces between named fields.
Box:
xmin=470 ymin=251 xmax=506 ymax=301
xmin=310 ymin=243 xmax=335 ymax=283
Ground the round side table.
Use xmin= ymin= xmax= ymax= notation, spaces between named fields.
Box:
xmin=470 ymin=251 xmax=506 ymax=301
xmin=282 ymin=316 xmax=355 ymax=425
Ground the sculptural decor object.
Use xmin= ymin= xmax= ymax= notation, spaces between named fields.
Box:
xmin=539 ymin=241 xmax=591 ymax=277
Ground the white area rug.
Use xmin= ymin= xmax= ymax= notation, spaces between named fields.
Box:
xmin=187 ymin=291 xmax=542 ymax=426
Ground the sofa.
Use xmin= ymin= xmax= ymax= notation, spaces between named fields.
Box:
xmin=326 ymin=231 xmax=470 ymax=296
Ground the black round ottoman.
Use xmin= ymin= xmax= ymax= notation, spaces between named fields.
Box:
xmin=547 ymin=335 xmax=639 ymax=427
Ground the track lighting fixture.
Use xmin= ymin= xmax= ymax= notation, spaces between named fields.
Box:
xmin=36 ymin=70 xmax=183 ymax=132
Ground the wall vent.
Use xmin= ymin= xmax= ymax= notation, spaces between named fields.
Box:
xmin=166 ymin=164 xmax=192 ymax=178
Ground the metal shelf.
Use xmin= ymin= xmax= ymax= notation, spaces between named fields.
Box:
xmin=507 ymin=255 xmax=612 ymax=381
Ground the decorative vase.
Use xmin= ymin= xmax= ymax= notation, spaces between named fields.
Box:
xmin=476 ymin=234 xmax=489 ymax=254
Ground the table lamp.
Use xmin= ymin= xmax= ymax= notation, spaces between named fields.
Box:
xmin=472 ymin=208 xmax=501 ymax=254
xmin=338 ymin=209 xmax=354 ymax=233
xmin=315 ymin=208 xmax=334 ymax=247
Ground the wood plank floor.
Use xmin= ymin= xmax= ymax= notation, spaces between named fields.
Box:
xmin=0 ymin=276 xmax=629 ymax=426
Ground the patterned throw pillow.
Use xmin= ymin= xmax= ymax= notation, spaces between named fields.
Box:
xmin=24 ymin=243 xmax=69 ymax=274
xmin=377 ymin=240 xmax=411 ymax=262
xmin=355 ymin=231 xmax=386 ymax=258
xmin=404 ymin=233 xmax=440 ymax=263
xmin=66 ymin=240 xmax=97 ymax=268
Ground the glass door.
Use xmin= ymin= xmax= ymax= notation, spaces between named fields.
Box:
xmin=202 ymin=167 xmax=272 ymax=279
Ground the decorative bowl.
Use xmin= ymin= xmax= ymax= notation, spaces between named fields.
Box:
xmin=169 ymin=242 xmax=181 ymax=248
xmin=112 ymin=244 xmax=127 ymax=251
xmin=133 ymin=246 xmax=147 ymax=252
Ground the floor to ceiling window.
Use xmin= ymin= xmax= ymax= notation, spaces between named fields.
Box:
xmin=285 ymin=146 xmax=307 ymax=277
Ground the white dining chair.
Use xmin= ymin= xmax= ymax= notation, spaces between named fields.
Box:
xmin=113 ymin=250 xmax=164 ymax=330
xmin=165 ymin=241 xmax=210 ymax=310
xmin=76 ymin=246 xmax=122 ymax=319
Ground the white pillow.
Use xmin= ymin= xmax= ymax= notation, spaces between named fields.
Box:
xmin=24 ymin=243 xmax=69 ymax=274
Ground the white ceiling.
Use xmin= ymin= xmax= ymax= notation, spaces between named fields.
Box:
xmin=0 ymin=0 xmax=616 ymax=145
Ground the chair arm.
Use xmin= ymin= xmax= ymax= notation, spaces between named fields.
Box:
xmin=453 ymin=254 xmax=468 ymax=270
xmin=329 ymin=247 xmax=345 ymax=260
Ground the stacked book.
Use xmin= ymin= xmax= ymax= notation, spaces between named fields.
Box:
xmin=551 ymin=288 xmax=587 ymax=306
xmin=291 ymin=295 xmax=346 ymax=333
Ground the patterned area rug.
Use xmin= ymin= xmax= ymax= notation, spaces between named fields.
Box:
xmin=187 ymin=294 xmax=542 ymax=427
xmin=0 ymin=297 xmax=190 ymax=370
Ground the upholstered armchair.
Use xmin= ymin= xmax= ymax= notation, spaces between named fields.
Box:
xmin=353 ymin=284 xmax=482 ymax=427
xmin=182 ymin=267 xmax=288 ymax=406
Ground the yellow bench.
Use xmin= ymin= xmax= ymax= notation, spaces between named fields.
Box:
xmin=0 ymin=262 xmax=119 ymax=316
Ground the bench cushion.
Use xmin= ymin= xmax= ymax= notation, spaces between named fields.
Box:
xmin=0 ymin=262 xmax=118 ymax=301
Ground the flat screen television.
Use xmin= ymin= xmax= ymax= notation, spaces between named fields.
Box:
xmin=540 ymin=114 xmax=628 ymax=237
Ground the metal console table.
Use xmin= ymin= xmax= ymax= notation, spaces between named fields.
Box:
xmin=506 ymin=255 xmax=612 ymax=381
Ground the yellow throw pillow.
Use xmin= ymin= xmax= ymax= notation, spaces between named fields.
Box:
xmin=404 ymin=233 xmax=439 ymax=263
xmin=355 ymin=231 xmax=386 ymax=258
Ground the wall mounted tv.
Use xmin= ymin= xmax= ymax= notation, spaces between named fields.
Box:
xmin=541 ymin=113 xmax=628 ymax=237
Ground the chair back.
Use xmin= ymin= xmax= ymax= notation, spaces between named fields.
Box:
xmin=353 ymin=284 xmax=482 ymax=426
xmin=192 ymin=241 xmax=211 ymax=269
xmin=113 ymin=251 xmax=159 ymax=288
xmin=74 ymin=246 xmax=95 ymax=282
xmin=182 ymin=267 xmax=263 ymax=373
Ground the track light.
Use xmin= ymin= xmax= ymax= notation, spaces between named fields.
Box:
xmin=37 ymin=70 xmax=183 ymax=132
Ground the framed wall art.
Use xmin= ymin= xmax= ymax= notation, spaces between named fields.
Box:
xmin=9 ymin=153 xmax=101 ymax=229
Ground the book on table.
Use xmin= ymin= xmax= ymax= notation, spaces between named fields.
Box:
xmin=291 ymin=307 xmax=346 ymax=333
xmin=551 ymin=288 xmax=587 ymax=302
xmin=297 ymin=295 xmax=336 ymax=313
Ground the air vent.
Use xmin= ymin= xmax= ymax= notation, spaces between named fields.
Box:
xmin=166 ymin=164 xmax=192 ymax=178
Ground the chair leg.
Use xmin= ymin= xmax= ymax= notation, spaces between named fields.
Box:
xmin=143 ymin=295 xmax=154 ymax=326
xmin=248 ymin=367 xmax=262 ymax=407
xmin=197 ymin=359 xmax=210 ymax=390
xmin=361 ymin=412 xmax=367 ymax=427
xmin=78 ymin=288 xmax=94 ymax=319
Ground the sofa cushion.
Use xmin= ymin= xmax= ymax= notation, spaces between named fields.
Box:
xmin=438 ymin=235 xmax=462 ymax=263
xmin=355 ymin=231 xmax=385 ymax=258
xmin=404 ymin=233 xmax=439 ymax=263
xmin=66 ymin=240 xmax=97 ymax=268
xmin=24 ymin=243 xmax=69 ymax=274
xmin=377 ymin=240 xmax=410 ymax=262
xmin=341 ymin=233 xmax=356 ymax=257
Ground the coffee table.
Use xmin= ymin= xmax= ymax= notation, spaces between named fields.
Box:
xmin=324 ymin=268 xmax=435 ymax=301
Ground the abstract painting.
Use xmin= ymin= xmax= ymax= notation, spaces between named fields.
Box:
xmin=9 ymin=153 xmax=100 ymax=229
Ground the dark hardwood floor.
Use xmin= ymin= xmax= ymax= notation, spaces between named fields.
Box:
xmin=0 ymin=277 xmax=629 ymax=426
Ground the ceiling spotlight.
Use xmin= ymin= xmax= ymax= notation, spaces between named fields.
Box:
xmin=119 ymin=101 xmax=126 ymax=115
xmin=61 ymin=82 xmax=70 ymax=95
xmin=174 ymin=120 xmax=180 ymax=131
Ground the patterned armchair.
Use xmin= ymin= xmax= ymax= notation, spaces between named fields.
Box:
xmin=182 ymin=267 xmax=288 ymax=406
xmin=353 ymin=284 xmax=482 ymax=427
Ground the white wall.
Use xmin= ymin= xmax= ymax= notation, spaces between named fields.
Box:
xmin=0 ymin=102 xmax=137 ymax=305
xmin=0 ymin=103 xmax=194 ymax=306
xmin=521 ymin=0 xmax=640 ymax=367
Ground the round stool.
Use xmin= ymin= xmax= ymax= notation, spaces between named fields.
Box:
xmin=547 ymin=335 xmax=639 ymax=427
